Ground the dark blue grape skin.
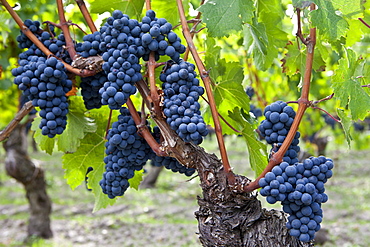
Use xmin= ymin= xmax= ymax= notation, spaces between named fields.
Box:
xmin=12 ymin=54 xmax=71 ymax=137
xmin=259 ymin=156 xmax=334 ymax=242
xmin=160 ymin=60 xmax=207 ymax=144
xmin=149 ymin=127 xmax=195 ymax=176
xmin=100 ymin=107 xmax=152 ymax=199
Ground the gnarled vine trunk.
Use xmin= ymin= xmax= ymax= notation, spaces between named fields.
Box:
xmin=2 ymin=124 xmax=53 ymax=239
xmin=194 ymin=151 xmax=313 ymax=246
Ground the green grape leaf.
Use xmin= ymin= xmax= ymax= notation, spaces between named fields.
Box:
xmin=204 ymin=38 xmax=223 ymax=82
xmin=62 ymin=106 xmax=110 ymax=190
xmin=310 ymin=0 xmax=348 ymax=43
xmin=293 ymin=0 xmax=314 ymax=8
xmin=332 ymin=49 xmax=370 ymax=120
xmin=89 ymin=0 xmax=145 ymax=19
xmin=57 ymin=96 xmax=97 ymax=153
xmin=62 ymin=131 xmax=105 ymax=190
xmin=243 ymin=19 xmax=269 ymax=71
xmin=281 ymin=41 xmax=326 ymax=76
xmin=337 ymin=108 xmax=352 ymax=146
xmin=31 ymin=116 xmax=56 ymax=155
xmin=128 ymin=169 xmax=144 ymax=190
xmin=152 ymin=0 xmax=188 ymax=27
xmin=198 ymin=0 xmax=254 ymax=37
xmin=244 ymin=0 xmax=288 ymax=72
xmin=0 ymin=12 xmax=11 ymax=32
xmin=346 ymin=19 xmax=364 ymax=46
xmin=228 ymin=108 xmax=268 ymax=177
xmin=89 ymin=163 xmax=117 ymax=212
xmin=203 ymin=59 xmax=248 ymax=135
xmin=332 ymin=0 xmax=363 ymax=19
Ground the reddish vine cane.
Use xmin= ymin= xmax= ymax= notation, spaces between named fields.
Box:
xmin=0 ymin=0 xmax=95 ymax=77
xmin=244 ymin=4 xmax=317 ymax=192
xmin=176 ymin=0 xmax=234 ymax=184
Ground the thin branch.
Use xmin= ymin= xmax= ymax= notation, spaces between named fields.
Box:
xmin=75 ymin=0 xmax=97 ymax=33
xmin=56 ymin=0 xmax=77 ymax=60
xmin=176 ymin=0 xmax=232 ymax=177
xmin=1 ymin=0 xmax=96 ymax=77
xmin=244 ymin=3 xmax=317 ymax=192
xmin=135 ymin=78 xmax=197 ymax=169
xmin=145 ymin=0 xmax=151 ymax=11
xmin=312 ymin=93 xmax=334 ymax=105
xmin=183 ymin=0 xmax=204 ymax=61
xmin=105 ymin=109 xmax=113 ymax=139
xmin=312 ymin=107 xmax=340 ymax=122
xmin=43 ymin=20 xmax=87 ymax=35
xmin=201 ymin=95 xmax=241 ymax=133
xmin=126 ymin=98 xmax=166 ymax=156
xmin=148 ymin=52 xmax=162 ymax=117
xmin=295 ymin=8 xmax=308 ymax=45
xmin=359 ymin=18 xmax=370 ymax=29
xmin=0 ymin=101 xmax=34 ymax=142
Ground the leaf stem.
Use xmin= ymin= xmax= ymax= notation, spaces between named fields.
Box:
xmin=244 ymin=3 xmax=317 ymax=192
xmin=0 ymin=101 xmax=34 ymax=142
xmin=176 ymin=0 xmax=232 ymax=176
xmin=359 ymin=18 xmax=370 ymax=29
xmin=75 ymin=0 xmax=97 ymax=33
xmin=0 ymin=0 xmax=96 ymax=77
xmin=126 ymin=98 xmax=166 ymax=156
xmin=56 ymin=0 xmax=77 ymax=61
xmin=183 ymin=0 xmax=204 ymax=61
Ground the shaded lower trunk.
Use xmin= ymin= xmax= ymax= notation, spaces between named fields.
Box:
xmin=2 ymin=124 xmax=53 ymax=239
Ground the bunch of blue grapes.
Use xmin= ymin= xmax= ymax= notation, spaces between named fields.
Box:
xmin=80 ymin=72 xmax=106 ymax=110
xmin=160 ymin=60 xmax=208 ymax=144
xmin=258 ymin=101 xmax=300 ymax=165
xmin=12 ymin=56 xmax=72 ymax=137
xmin=100 ymin=107 xmax=152 ymax=199
xmin=97 ymin=10 xmax=144 ymax=110
xmin=140 ymin=10 xmax=186 ymax=62
xmin=245 ymin=86 xmax=262 ymax=119
xmin=259 ymin=156 xmax=334 ymax=242
xmin=75 ymin=31 xmax=102 ymax=58
xmin=17 ymin=20 xmax=72 ymax=64
xmin=149 ymin=126 xmax=196 ymax=176
xmin=250 ymin=104 xmax=262 ymax=118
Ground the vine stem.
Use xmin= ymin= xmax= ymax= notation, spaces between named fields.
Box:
xmin=126 ymin=98 xmax=166 ymax=156
xmin=56 ymin=0 xmax=77 ymax=61
xmin=75 ymin=0 xmax=97 ymax=33
xmin=0 ymin=101 xmax=34 ymax=142
xmin=176 ymin=0 xmax=233 ymax=179
xmin=143 ymin=1 xmax=163 ymax=119
xmin=359 ymin=18 xmax=370 ymax=29
xmin=183 ymin=0 xmax=204 ymax=61
xmin=244 ymin=3 xmax=317 ymax=192
xmin=0 ymin=0 xmax=95 ymax=77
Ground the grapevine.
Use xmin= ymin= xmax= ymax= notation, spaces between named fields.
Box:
xmin=1 ymin=0 xmax=369 ymax=246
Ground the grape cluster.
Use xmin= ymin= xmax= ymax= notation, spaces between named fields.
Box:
xmin=17 ymin=20 xmax=72 ymax=64
xmin=245 ymin=86 xmax=262 ymax=119
xmin=160 ymin=60 xmax=208 ymax=144
xmin=76 ymin=31 xmax=102 ymax=58
xmin=100 ymin=107 xmax=152 ymax=199
xmin=12 ymin=56 xmax=72 ymax=137
xmin=250 ymin=104 xmax=262 ymax=118
xmin=80 ymin=72 xmax=106 ymax=110
xmin=17 ymin=19 xmax=42 ymax=49
xmin=259 ymin=156 xmax=334 ymax=242
xmin=141 ymin=10 xmax=186 ymax=62
xmin=97 ymin=10 xmax=144 ymax=110
xmin=149 ymin=127 xmax=196 ymax=176
xmin=258 ymin=101 xmax=300 ymax=165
